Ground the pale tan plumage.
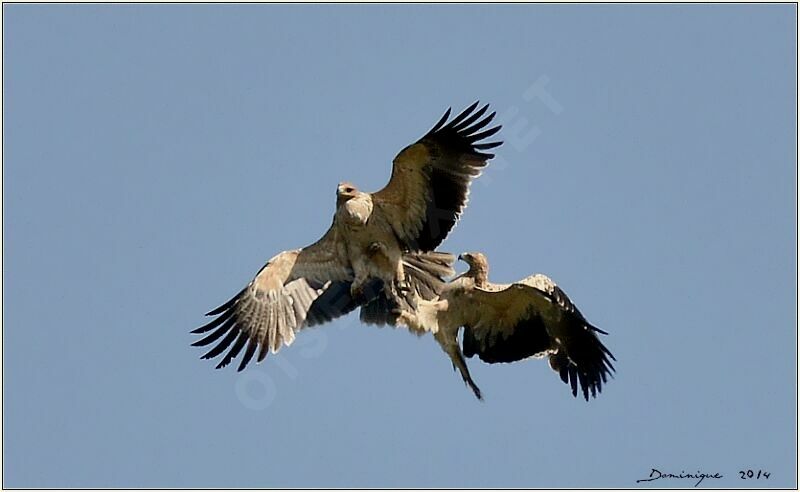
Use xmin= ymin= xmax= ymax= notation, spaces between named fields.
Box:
xmin=397 ymin=252 xmax=616 ymax=400
xmin=192 ymin=103 xmax=502 ymax=371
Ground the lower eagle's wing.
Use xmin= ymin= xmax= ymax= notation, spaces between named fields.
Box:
xmin=371 ymin=102 xmax=502 ymax=251
xmin=190 ymin=225 xmax=372 ymax=372
xmin=457 ymin=276 xmax=616 ymax=400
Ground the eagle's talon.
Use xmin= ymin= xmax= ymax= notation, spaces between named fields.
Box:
xmin=394 ymin=309 xmax=416 ymax=327
xmin=350 ymin=283 xmax=365 ymax=301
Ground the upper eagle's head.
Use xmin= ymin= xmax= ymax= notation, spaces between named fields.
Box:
xmin=336 ymin=182 xmax=372 ymax=222
xmin=337 ymin=181 xmax=359 ymax=199
xmin=336 ymin=181 xmax=362 ymax=206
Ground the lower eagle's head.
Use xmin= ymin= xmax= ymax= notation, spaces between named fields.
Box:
xmin=458 ymin=252 xmax=490 ymax=286
xmin=458 ymin=252 xmax=488 ymax=268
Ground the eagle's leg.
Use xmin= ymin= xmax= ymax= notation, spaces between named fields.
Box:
xmin=366 ymin=241 xmax=409 ymax=294
xmin=394 ymin=261 xmax=410 ymax=294
xmin=350 ymin=272 xmax=369 ymax=301
xmin=434 ymin=329 xmax=483 ymax=400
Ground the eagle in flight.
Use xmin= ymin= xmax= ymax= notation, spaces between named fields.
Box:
xmin=192 ymin=102 xmax=502 ymax=371
xmin=396 ymin=252 xmax=616 ymax=401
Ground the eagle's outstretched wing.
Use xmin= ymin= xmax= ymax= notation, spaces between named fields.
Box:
xmin=190 ymin=225 xmax=371 ymax=372
xmin=371 ymin=102 xmax=502 ymax=251
xmin=456 ymin=275 xmax=616 ymax=400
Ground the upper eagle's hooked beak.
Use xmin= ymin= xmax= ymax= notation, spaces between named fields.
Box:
xmin=458 ymin=253 xmax=468 ymax=262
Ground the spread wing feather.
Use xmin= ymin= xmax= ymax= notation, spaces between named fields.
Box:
xmin=455 ymin=275 xmax=615 ymax=400
xmin=372 ymin=102 xmax=502 ymax=251
xmin=192 ymin=225 xmax=360 ymax=371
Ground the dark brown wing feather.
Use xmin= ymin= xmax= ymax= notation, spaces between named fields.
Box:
xmin=457 ymin=278 xmax=615 ymax=400
xmin=412 ymin=102 xmax=502 ymax=251
xmin=462 ymin=312 xmax=554 ymax=363
xmin=372 ymin=102 xmax=502 ymax=251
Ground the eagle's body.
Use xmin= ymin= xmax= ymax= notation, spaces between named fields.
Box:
xmin=192 ymin=103 xmax=502 ymax=372
xmin=397 ymin=252 xmax=616 ymax=400
xmin=335 ymin=187 xmax=406 ymax=298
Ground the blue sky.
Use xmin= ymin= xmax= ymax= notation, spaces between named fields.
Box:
xmin=3 ymin=4 xmax=796 ymax=488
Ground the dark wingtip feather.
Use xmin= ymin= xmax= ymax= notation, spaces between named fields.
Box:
xmin=204 ymin=289 xmax=245 ymax=316
xmin=191 ymin=309 xmax=233 ymax=334
xmin=256 ymin=342 xmax=270 ymax=363
xmin=569 ymin=369 xmax=578 ymax=397
xmin=216 ymin=331 xmax=248 ymax=369
xmin=559 ymin=366 xmax=569 ymax=385
xmin=451 ymin=103 xmax=489 ymax=132
xmin=578 ymin=371 xmax=590 ymax=401
xmin=424 ymin=102 xmax=504 ymax=156
xmin=472 ymin=140 xmax=503 ymax=150
xmin=588 ymin=323 xmax=609 ymax=335
xmin=467 ymin=125 xmax=502 ymax=143
xmin=192 ymin=318 xmax=236 ymax=347
xmin=237 ymin=338 xmax=258 ymax=372
xmin=460 ymin=111 xmax=496 ymax=136
xmin=201 ymin=327 xmax=240 ymax=360
xmin=428 ymin=108 xmax=452 ymax=134
xmin=446 ymin=101 xmax=481 ymax=129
